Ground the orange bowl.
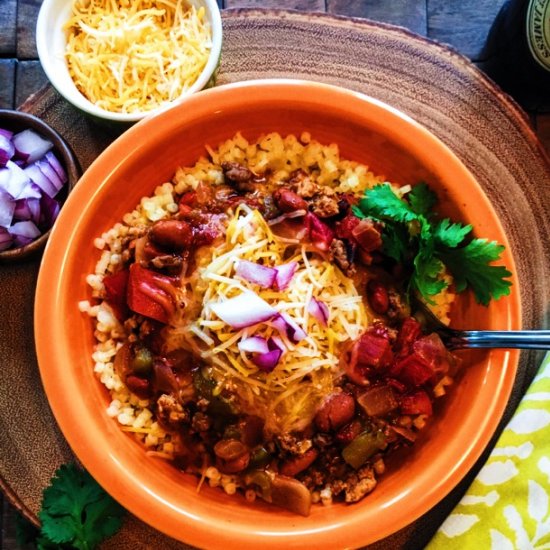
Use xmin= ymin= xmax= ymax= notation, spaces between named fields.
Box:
xmin=34 ymin=79 xmax=520 ymax=549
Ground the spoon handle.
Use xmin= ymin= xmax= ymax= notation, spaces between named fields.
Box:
xmin=452 ymin=330 xmax=550 ymax=350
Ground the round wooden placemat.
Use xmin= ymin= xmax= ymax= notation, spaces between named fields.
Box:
xmin=1 ymin=9 xmax=549 ymax=550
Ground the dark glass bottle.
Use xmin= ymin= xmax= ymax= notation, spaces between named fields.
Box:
xmin=480 ymin=0 xmax=550 ymax=112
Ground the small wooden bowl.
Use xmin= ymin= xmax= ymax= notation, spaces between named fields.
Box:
xmin=0 ymin=110 xmax=80 ymax=263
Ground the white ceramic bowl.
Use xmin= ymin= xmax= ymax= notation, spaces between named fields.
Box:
xmin=36 ymin=0 xmax=223 ymax=124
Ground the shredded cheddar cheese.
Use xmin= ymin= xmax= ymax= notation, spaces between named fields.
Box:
xmin=64 ymin=0 xmax=213 ymax=113
xmin=165 ymin=205 xmax=370 ymax=435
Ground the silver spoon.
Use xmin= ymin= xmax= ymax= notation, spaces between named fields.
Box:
xmin=411 ymin=296 xmax=550 ymax=351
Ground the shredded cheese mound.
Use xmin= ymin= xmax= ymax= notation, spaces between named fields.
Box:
xmin=64 ymin=0 xmax=212 ymax=114
xmin=165 ymin=205 xmax=369 ymax=435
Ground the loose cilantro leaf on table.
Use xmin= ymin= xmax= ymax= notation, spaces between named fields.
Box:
xmin=352 ymin=182 xmax=512 ymax=305
xmin=34 ymin=463 xmax=125 ymax=550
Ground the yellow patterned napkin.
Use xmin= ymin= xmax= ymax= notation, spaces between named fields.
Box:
xmin=427 ymin=352 xmax=550 ymax=549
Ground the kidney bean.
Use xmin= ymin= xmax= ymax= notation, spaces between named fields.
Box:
xmin=279 ymin=448 xmax=319 ymax=477
xmin=217 ymin=454 xmax=250 ymax=474
xmin=149 ymin=220 xmax=193 ymax=252
xmin=214 ymin=439 xmax=248 ymax=461
xmin=315 ymin=392 xmax=356 ymax=432
xmin=125 ymin=375 xmax=151 ymax=399
xmin=274 ymin=188 xmax=308 ymax=212
xmin=367 ymin=280 xmax=390 ymax=314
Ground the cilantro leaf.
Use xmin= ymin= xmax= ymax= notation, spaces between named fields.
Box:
xmin=39 ymin=463 xmax=125 ymax=550
xmin=434 ymin=218 xmax=472 ymax=248
xmin=439 ymin=239 xmax=513 ymax=305
xmin=380 ymin=221 xmax=410 ymax=262
xmin=413 ymin=228 xmax=448 ymax=301
xmin=358 ymin=183 xmax=418 ymax=223
xmin=407 ymin=182 xmax=437 ymax=216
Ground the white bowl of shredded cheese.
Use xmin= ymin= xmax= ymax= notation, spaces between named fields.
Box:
xmin=36 ymin=0 xmax=223 ymax=124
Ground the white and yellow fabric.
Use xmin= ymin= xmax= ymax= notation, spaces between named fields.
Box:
xmin=428 ymin=353 xmax=550 ymax=549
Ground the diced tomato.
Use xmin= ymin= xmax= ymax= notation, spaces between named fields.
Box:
xmin=391 ymin=353 xmax=434 ymax=387
xmin=103 ymin=269 xmax=129 ymax=321
xmin=351 ymin=218 xmax=383 ymax=252
xmin=356 ymin=332 xmax=393 ymax=369
xmin=400 ymin=390 xmax=433 ymax=416
xmin=335 ymin=214 xmax=360 ymax=240
xmin=413 ymin=333 xmax=451 ymax=375
xmin=126 ymin=263 xmax=178 ymax=324
xmin=395 ymin=317 xmax=422 ymax=357
xmin=305 ymin=212 xmax=334 ymax=251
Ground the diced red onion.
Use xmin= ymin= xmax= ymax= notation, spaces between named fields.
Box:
xmin=0 ymin=161 xmax=31 ymax=199
xmin=24 ymin=163 xmax=57 ymax=198
xmin=0 ymin=134 xmax=15 ymax=167
xmin=44 ymin=151 xmax=68 ymax=183
xmin=0 ymin=227 xmax=12 ymax=251
xmin=268 ymin=335 xmax=286 ymax=353
xmin=0 ymin=191 xmax=15 ymax=228
xmin=13 ymin=197 xmax=39 ymax=223
xmin=12 ymin=129 xmax=53 ymax=164
xmin=274 ymin=261 xmax=298 ymax=290
xmin=17 ymin=182 xmax=42 ymax=200
xmin=36 ymin=159 xmax=64 ymax=194
xmin=238 ymin=336 xmax=270 ymax=354
xmin=39 ymin=193 xmax=60 ymax=228
xmin=210 ymin=291 xmax=278 ymax=329
xmin=235 ymin=260 xmax=277 ymax=288
xmin=272 ymin=313 xmax=307 ymax=343
xmin=239 ymin=335 xmax=286 ymax=372
xmin=251 ymin=348 xmax=282 ymax=372
xmin=9 ymin=220 xmax=41 ymax=247
xmin=0 ymin=128 xmax=13 ymax=141
xmin=307 ymin=297 xmax=330 ymax=326
xmin=26 ymin=198 xmax=41 ymax=225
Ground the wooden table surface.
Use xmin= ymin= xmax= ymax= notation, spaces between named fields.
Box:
xmin=1 ymin=1 xmax=549 ymax=548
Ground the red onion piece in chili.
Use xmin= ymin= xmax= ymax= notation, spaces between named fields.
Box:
xmin=238 ymin=336 xmax=270 ymax=354
xmin=251 ymin=348 xmax=282 ymax=372
xmin=272 ymin=312 xmax=307 ymax=343
xmin=267 ymin=335 xmax=286 ymax=352
xmin=235 ymin=259 xmax=277 ymax=288
xmin=274 ymin=261 xmax=298 ymax=290
xmin=307 ymin=297 xmax=330 ymax=326
xmin=210 ymin=291 xmax=278 ymax=329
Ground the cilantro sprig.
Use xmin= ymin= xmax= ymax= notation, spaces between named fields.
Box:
xmin=352 ymin=182 xmax=512 ymax=306
xmin=17 ymin=463 xmax=126 ymax=550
